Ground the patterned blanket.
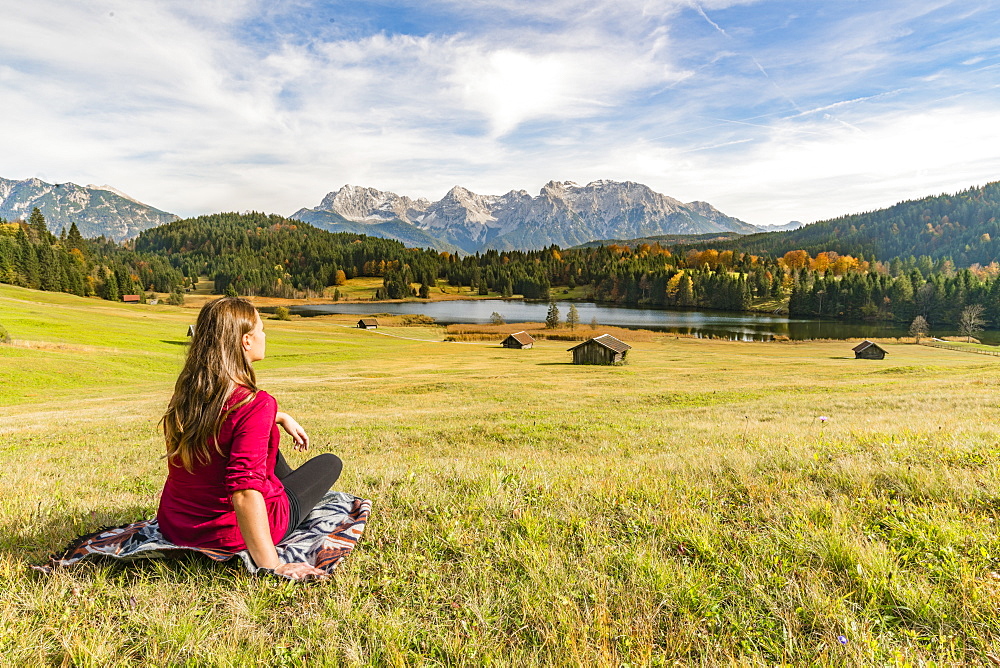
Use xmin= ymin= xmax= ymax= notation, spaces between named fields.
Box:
xmin=35 ymin=491 xmax=371 ymax=578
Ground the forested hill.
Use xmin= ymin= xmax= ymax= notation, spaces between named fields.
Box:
xmin=698 ymin=181 xmax=1000 ymax=267
xmin=7 ymin=209 xmax=1000 ymax=330
xmin=134 ymin=212 xmax=442 ymax=297
xmin=135 ymin=211 xmax=765 ymax=309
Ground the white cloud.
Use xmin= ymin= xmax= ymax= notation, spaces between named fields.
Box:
xmin=0 ymin=0 xmax=694 ymax=213
xmin=0 ymin=0 xmax=996 ymax=230
xmin=614 ymin=103 xmax=1000 ymax=225
xmin=449 ymin=45 xmax=684 ymax=136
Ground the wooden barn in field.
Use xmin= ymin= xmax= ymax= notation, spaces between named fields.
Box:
xmin=122 ymin=294 xmax=140 ymax=304
xmin=568 ymin=334 xmax=631 ymax=365
xmin=357 ymin=318 xmax=379 ymax=329
xmin=501 ymin=331 xmax=535 ymax=349
xmin=853 ymin=340 xmax=887 ymax=360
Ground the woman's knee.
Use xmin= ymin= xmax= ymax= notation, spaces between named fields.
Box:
xmin=308 ymin=453 xmax=343 ymax=479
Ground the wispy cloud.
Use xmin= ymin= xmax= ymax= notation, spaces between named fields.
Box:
xmin=791 ymin=91 xmax=904 ymax=118
xmin=0 ymin=0 xmax=997 ymax=226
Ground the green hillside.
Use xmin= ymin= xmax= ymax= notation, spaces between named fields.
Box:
xmin=708 ymin=181 xmax=1000 ymax=265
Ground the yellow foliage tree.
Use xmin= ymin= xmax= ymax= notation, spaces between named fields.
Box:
xmin=666 ymin=272 xmax=683 ymax=299
xmin=782 ymin=250 xmax=810 ymax=270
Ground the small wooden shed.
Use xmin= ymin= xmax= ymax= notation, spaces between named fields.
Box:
xmin=501 ymin=331 xmax=535 ymax=349
xmin=568 ymin=334 xmax=632 ymax=365
xmin=853 ymin=340 xmax=887 ymax=360
xmin=357 ymin=318 xmax=379 ymax=329
xmin=122 ymin=294 xmax=140 ymax=304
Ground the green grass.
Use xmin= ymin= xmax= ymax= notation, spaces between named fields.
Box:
xmin=2 ymin=283 xmax=1000 ymax=665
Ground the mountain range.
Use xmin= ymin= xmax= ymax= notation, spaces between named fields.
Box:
xmin=0 ymin=176 xmax=757 ymax=252
xmin=290 ymin=180 xmax=758 ymax=253
xmin=0 ymin=177 xmax=179 ymax=240
xmin=758 ymin=220 xmax=804 ymax=232
xmin=3 ymin=172 xmax=1000 ymax=266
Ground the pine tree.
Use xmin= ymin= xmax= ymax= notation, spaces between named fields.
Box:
xmin=678 ymin=273 xmax=694 ymax=307
xmin=22 ymin=241 xmax=41 ymax=289
xmin=103 ymin=267 xmax=120 ymax=301
xmin=40 ymin=246 xmax=63 ymax=291
xmin=29 ymin=208 xmax=49 ymax=242
xmin=66 ymin=222 xmax=85 ymax=253
xmin=545 ymin=301 xmax=560 ymax=329
xmin=500 ymin=277 xmax=513 ymax=298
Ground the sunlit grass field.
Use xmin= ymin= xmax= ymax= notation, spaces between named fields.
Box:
xmin=2 ymin=283 xmax=1000 ymax=666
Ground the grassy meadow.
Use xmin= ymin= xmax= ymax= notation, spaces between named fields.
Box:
xmin=3 ymin=283 xmax=1000 ymax=665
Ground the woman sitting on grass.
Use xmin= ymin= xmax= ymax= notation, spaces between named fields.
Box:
xmin=156 ymin=297 xmax=342 ymax=580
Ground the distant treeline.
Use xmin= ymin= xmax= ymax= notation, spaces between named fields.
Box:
xmin=133 ymin=212 xmax=765 ymax=311
xmin=4 ymin=209 xmax=1000 ymax=330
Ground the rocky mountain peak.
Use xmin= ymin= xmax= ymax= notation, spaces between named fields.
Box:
xmin=290 ymin=178 xmax=756 ymax=253
xmin=319 ymin=184 xmax=429 ymax=223
xmin=443 ymin=185 xmax=475 ymax=199
xmin=0 ymin=176 xmax=178 ymax=240
xmin=540 ymin=180 xmax=578 ymax=196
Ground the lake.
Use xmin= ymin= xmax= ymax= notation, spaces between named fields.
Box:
xmin=284 ymin=299 xmax=996 ymax=342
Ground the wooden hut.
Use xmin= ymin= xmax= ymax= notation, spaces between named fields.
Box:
xmin=852 ymin=340 xmax=887 ymax=360
xmin=568 ymin=334 xmax=631 ymax=365
xmin=122 ymin=294 xmax=140 ymax=304
xmin=357 ymin=318 xmax=379 ymax=329
xmin=501 ymin=331 xmax=535 ymax=349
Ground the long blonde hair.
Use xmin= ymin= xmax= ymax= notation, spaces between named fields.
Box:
xmin=162 ymin=297 xmax=260 ymax=472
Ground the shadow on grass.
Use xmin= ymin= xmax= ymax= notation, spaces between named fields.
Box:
xmin=536 ymin=362 xmax=576 ymax=366
xmin=32 ymin=550 xmax=246 ymax=583
xmin=6 ymin=507 xmax=252 ymax=581
xmin=4 ymin=506 xmax=155 ymax=563
xmin=160 ymin=340 xmax=189 ymax=346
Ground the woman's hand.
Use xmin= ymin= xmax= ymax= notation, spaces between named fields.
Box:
xmin=275 ymin=411 xmax=309 ymax=451
xmin=274 ymin=562 xmax=329 ymax=580
xmin=231 ymin=490 xmax=327 ymax=581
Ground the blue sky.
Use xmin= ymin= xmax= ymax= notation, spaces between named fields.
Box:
xmin=1 ymin=0 xmax=998 ymax=226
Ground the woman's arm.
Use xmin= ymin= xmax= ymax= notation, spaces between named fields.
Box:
xmin=231 ymin=489 xmax=327 ymax=580
xmin=275 ymin=411 xmax=309 ymax=451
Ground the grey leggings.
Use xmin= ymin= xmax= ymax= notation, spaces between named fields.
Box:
xmin=275 ymin=451 xmax=343 ymax=540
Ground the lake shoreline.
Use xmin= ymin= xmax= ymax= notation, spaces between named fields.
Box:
xmin=274 ymin=298 xmax=983 ymax=342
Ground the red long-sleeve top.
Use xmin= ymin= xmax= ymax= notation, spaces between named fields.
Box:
xmin=156 ymin=388 xmax=290 ymax=552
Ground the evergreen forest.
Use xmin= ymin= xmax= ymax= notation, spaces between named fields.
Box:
xmin=3 ymin=199 xmax=1000 ymax=331
xmin=701 ymin=181 xmax=1000 ymax=266
xmin=0 ymin=208 xmax=183 ymax=303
